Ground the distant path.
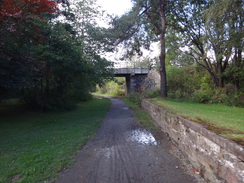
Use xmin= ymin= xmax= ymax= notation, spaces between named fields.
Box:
xmin=56 ymin=98 xmax=198 ymax=183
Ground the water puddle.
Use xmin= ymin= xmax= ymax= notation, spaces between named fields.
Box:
xmin=122 ymin=107 xmax=129 ymax=110
xmin=130 ymin=129 xmax=157 ymax=145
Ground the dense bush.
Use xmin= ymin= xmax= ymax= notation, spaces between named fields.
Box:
xmin=127 ymin=92 xmax=142 ymax=105
xmin=166 ymin=65 xmax=242 ymax=106
xmin=96 ymin=78 xmax=126 ymax=96
xmin=192 ymin=92 xmax=211 ymax=103
xmin=141 ymin=89 xmax=160 ymax=99
xmin=166 ymin=66 xmax=203 ymax=100
xmin=126 ymin=89 xmax=160 ymax=106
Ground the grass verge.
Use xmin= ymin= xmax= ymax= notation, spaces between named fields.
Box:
xmin=92 ymin=92 xmax=116 ymax=97
xmin=151 ymin=98 xmax=244 ymax=145
xmin=122 ymin=98 xmax=157 ymax=130
xmin=0 ymin=98 xmax=110 ymax=183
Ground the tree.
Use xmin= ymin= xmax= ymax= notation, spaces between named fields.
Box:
xmin=159 ymin=0 xmax=167 ymax=97
xmin=0 ymin=0 xmax=114 ymax=109
xmin=104 ymin=0 xmax=169 ymax=98
xmin=168 ymin=0 xmax=243 ymax=89
xmin=68 ymin=0 xmax=114 ymax=84
xmin=128 ymin=56 xmax=156 ymax=69
xmin=204 ymin=0 xmax=243 ymax=90
xmin=22 ymin=22 xmax=88 ymax=110
xmin=0 ymin=0 xmax=59 ymax=98
xmin=66 ymin=0 xmax=112 ymax=85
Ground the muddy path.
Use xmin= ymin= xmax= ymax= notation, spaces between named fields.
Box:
xmin=56 ymin=98 xmax=200 ymax=183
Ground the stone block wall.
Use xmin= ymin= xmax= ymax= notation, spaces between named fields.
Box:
xmin=140 ymin=69 xmax=160 ymax=91
xmin=141 ymin=100 xmax=244 ymax=183
xmin=130 ymin=75 xmax=147 ymax=93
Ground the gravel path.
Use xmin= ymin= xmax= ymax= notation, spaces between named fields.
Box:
xmin=56 ymin=98 xmax=199 ymax=183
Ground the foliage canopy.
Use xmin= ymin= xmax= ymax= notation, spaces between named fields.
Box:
xmin=0 ymin=0 xmax=113 ymax=110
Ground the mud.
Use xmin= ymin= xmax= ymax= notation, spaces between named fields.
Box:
xmin=56 ymin=98 xmax=201 ymax=183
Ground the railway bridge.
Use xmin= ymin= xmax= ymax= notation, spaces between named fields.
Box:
xmin=114 ymin=68 xmax=149 ymax=94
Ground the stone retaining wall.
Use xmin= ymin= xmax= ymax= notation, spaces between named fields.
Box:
xmin=140 ymin=70 xmax=160 ymax=91
xmin=141 ymin=100 xmax=244 ymax=183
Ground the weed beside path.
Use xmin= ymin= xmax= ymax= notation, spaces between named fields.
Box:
xmin=151 ymin=98 xmax=244 ymax=145
xmin=0 ymin=98 xmax=110 ymax=183
xmin=122 ymin=98 xmax=157 ymax=130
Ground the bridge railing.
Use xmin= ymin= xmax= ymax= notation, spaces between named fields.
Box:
xmin=114 ymin=68 xmax=149 ymax=75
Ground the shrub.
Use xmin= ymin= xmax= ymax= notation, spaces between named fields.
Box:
xmin=208 ymin=86 xmax=242 ymax=106
xmin=127 ymin=92 xmax=142 ymax=105
xmin=192 ymin=87 xmax=241 ymax=106
xmin=193 ymin=92 xmax=211 ymax=103
xmin=166 ymin=66 xmax=202 ymax=100
xmin=142 ymin=89 xmax=160 ymax=98
xmin=113 ymin=90 xmax=125 ymax=96
xmin=96 ymin=78 xmax=125 ymax=96
xmin=225 ymin=93 xmax=240 ymax=106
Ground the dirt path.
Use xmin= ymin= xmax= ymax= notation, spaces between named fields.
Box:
xmin=56 ymin=98 xmax=199 ymax=183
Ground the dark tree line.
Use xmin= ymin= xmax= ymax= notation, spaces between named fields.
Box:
xmin=0 ymin=0 xmax=113 ymax=110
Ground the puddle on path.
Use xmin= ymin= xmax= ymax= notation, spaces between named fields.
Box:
xmin=129 ymin=129 xmax=157 ymax=145
xmin=122 ymin=107 xmax=129 ymax=110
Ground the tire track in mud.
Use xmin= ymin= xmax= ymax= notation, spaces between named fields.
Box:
xmin=56 ymin=98 xmax=199 ymax=183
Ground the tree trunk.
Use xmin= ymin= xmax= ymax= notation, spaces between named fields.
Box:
xmin=159 ymin=0 xmax=167 ymax=98
xmin=211 ymin=74 xmax=224 ymax=88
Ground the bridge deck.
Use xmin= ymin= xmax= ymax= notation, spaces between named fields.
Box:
xmin=114 ymin=68 xmax=149 ymax=75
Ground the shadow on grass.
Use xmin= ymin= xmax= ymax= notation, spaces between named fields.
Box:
xmin=0 ymin=98 xmax=111 ymax=183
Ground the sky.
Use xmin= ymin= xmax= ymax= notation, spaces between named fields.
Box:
xmin=96 ymin=0 xmax=159 ymax=66
xmin=97 ymin=0 xmax=133 ymax=16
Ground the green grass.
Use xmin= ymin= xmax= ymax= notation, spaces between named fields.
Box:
xmin=122 ymin=98 xmax=157 ymax=130
xmin=92 ymin=92 xmax=115 ymax=97
xmin=0 ymin=98 xmax=110 ymax=183
xmin=92 ymin=92 xmax=124 ymax=97
xmin=151 ymin=98 xmax=244 ymax=145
